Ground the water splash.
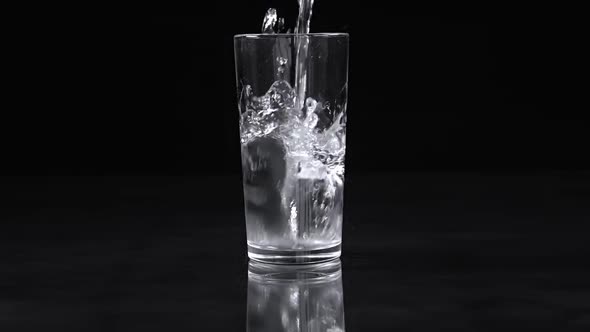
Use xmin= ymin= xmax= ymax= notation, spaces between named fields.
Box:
xmin=262 ymin=8 xmax=277 ymax=33
xmin=246 ymin=1 xmax=345 ymax=248
xmin=239 ymin=79 xmax=345 ymax=247
xmin=262 ymin=8 xmax=286 ymax=34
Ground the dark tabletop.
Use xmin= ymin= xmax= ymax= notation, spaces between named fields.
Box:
xmin=1 ymin=173 xmax=589 ymax=331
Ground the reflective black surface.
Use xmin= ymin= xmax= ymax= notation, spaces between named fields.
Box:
xmin=1 ymin=173 xmax=589 ymax=330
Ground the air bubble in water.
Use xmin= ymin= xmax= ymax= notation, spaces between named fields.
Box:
xmin=277 ymin=56 xmax=288 ymax=77
xmin=305 ymin=97 xmax=317 ymax=114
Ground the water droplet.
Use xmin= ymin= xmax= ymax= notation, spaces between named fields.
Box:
xmin=277 ymin=17 xmax=285 ymax=33
xmin=261 ymin=8 xmax=278 ymax=33
xmin=262 ymin=8 xmax=288 ymax=34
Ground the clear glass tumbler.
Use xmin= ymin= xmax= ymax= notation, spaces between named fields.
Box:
xmin=234 ymin=33 xmax=349 ymax=264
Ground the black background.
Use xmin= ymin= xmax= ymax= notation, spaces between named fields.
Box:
xmin=5 ymin=3 xmax=588 ymax=175
xmin=2 ymin=3 xmax=590 ymax=330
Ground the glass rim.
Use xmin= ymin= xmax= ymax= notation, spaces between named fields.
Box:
xmin=234 ymin=32 xmax=349 ymax=39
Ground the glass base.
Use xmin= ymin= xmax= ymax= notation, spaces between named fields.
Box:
xmin=248 ymin=243 xmax=341 ymax=264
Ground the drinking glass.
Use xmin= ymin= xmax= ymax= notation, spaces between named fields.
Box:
xmin=234 ymin=33 xmax=349 ymax=264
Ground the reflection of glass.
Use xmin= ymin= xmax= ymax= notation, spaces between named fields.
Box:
xmin=247 ymin=259 xmax=345 ymax=332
